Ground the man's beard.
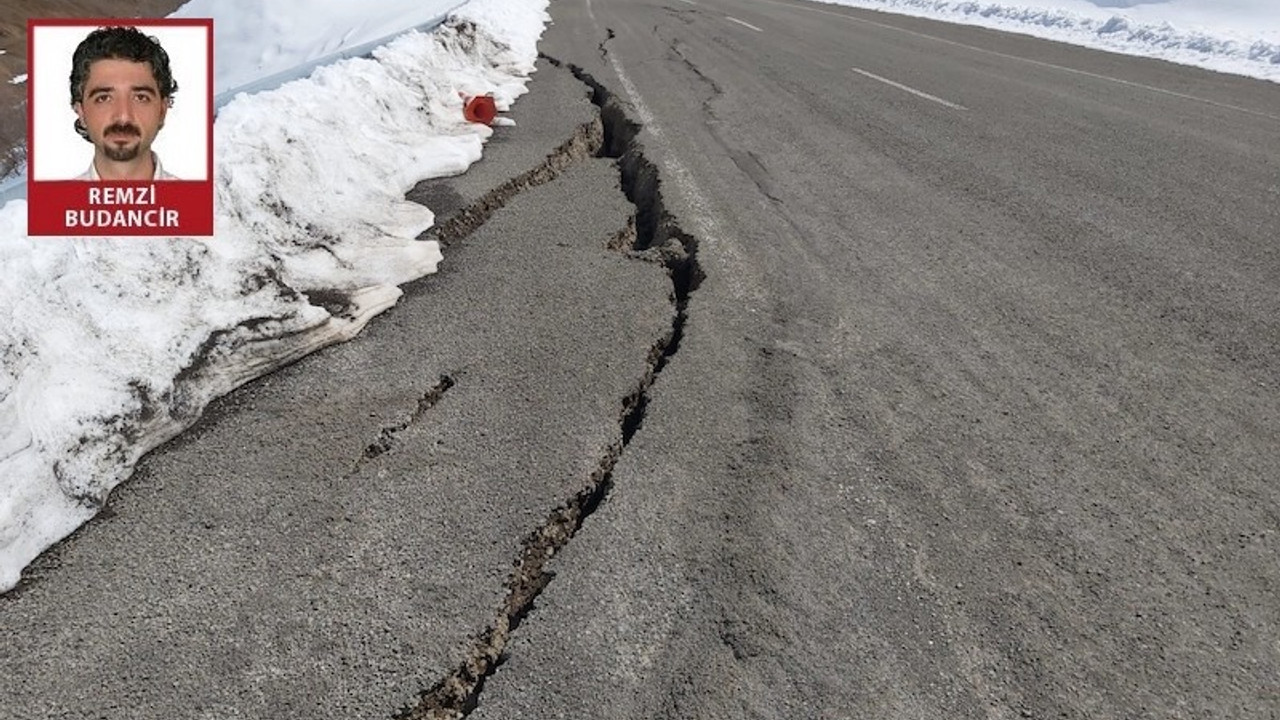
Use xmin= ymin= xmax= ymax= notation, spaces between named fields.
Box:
xmin=103 ymin=142 xmax=141 ymax=162
xmin=100 ymin=123 xmax=142 ymax=162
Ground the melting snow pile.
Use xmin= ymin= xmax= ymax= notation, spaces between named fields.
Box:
xmin=0 ymin=0 xmax=551 ymax=592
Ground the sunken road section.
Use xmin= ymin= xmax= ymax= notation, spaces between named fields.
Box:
xmin=396 ymin=57 xmax=704 ymax=720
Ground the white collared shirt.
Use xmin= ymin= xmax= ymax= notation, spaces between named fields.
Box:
xmin=77 ymin=152 xmax=178 ymax=181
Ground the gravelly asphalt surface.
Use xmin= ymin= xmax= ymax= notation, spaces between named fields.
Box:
xmin=472 ymin=0 xmax=1280 ymax=718
xmin=0 ymin=61 xmax=673 ymax=719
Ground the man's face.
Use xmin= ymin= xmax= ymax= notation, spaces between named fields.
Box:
xmin=73 ymin=58 xmax=168 ymax=163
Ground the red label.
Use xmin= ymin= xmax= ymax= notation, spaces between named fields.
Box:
xmin=27 ymin=180 xmax=214 ymax=236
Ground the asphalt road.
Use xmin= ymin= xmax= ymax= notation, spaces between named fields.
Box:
xmin=3 ymin=0 xmax=1279 ymax=718
xmin=0 ymin=63 xmax=675 ymax=719
xmin=472 ymin=0 xmax=1280 ymax=718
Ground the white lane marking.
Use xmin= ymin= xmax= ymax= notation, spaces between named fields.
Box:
xmin=726 ymin=16 xmax=765 ymax=32
xmin=851 ymin=67 xmax=968 ymax=110
xmin=676 ymin=0 xmax=696 ymax=4
xmin=746 ymin=0 xmax=1280 ymax=123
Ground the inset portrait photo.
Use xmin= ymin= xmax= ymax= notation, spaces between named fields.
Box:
xmin=26 ymin=18 xmax=213 ymax=236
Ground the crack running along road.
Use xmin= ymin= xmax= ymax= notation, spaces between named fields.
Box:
xmin=0 ymin=57 xmax=676 ymax=720
xmin=401 ymin=53 xmax=705 ymax=720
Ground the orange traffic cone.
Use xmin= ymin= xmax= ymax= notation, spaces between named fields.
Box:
xmin=463 ymin=95 xmax=497 ymax=125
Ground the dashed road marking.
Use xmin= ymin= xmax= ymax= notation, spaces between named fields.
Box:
xmin=726 ymin=16 xmax=765 ymax=32
xmin=851 ymin=67 xmax=968 ymax=110
xmin=746 ymin=0 xmax=1280 ymax=122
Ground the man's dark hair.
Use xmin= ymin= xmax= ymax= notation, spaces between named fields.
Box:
xmin=69 ymin=26 xmax=178 ymax=140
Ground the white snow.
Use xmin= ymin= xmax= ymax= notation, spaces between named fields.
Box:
xmin=0 ymin=0 xmax=1275 ymax=592
xmin=0 ymin=0 xmax=549 ymax=592
xmin=8 ymin=73 xmax=26 ymax=85
xmin=815 ymin=0 xmax=1280 ymax=83
xmin=172 ymin=0 xmax=471 ymax=94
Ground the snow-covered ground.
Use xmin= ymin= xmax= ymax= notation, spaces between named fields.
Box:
xmin=0 ymin=0 xmax=1275 ymax=592
xmin=817 ymin=0 xmax=1280 ymax=82
xmin=0 ymin=0 xmax=549 ymax=592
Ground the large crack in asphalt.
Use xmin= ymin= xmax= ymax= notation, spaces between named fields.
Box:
xmin=394 ymin=56 xmax=704 ymax=720
xmin=419 ymin=118 xmax=603 ymax=247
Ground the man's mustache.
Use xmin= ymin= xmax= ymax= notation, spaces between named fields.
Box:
xmin=104 ymin=123 xmax=141 ymax=137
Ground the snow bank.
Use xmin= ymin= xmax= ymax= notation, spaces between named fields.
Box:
xmin=0 ymin=0 xmax=551 ymax=592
